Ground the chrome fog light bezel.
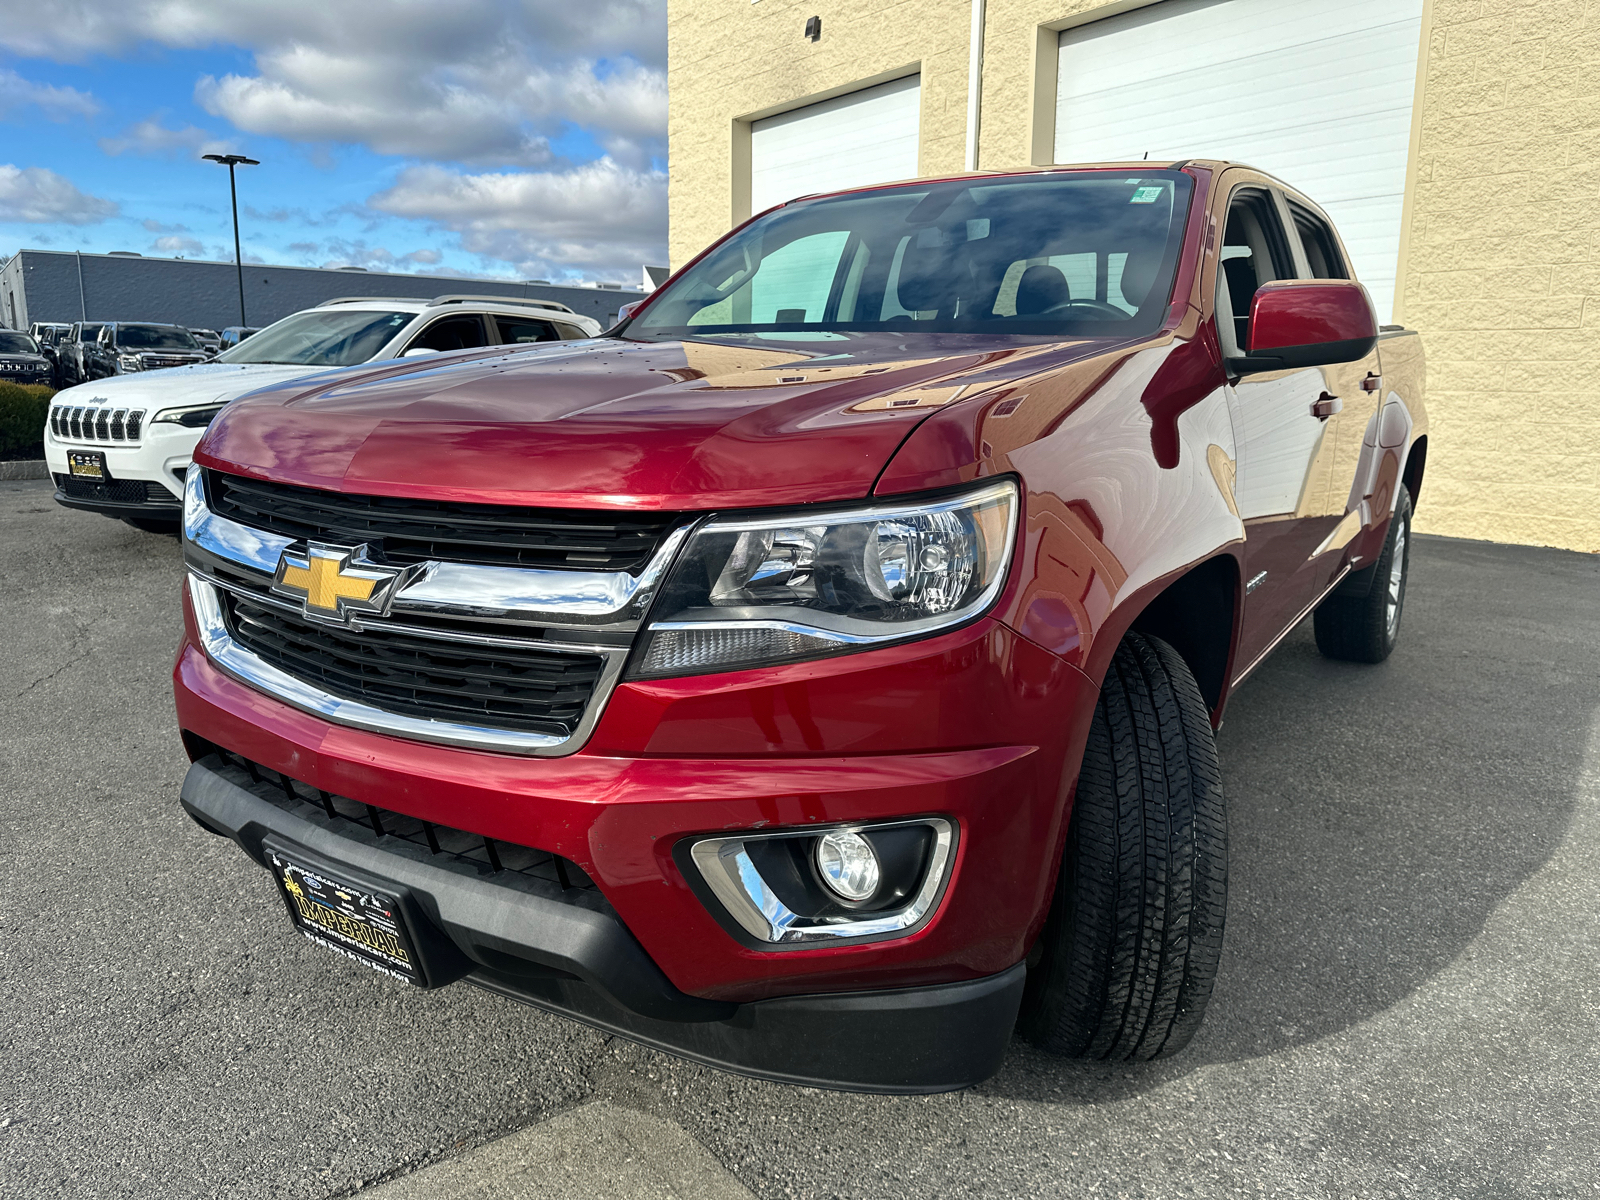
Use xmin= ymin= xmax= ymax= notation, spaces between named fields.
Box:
xmin=685 ymin=817 xmax=956 ymax=947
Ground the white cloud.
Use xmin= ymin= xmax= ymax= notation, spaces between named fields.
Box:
xmin=151 ymin=234 xmax=208 ymax=256
xmin=369 ymin=158 xmax=665 ymax=280
xmin=0 ymin=164 xmax=118 ymax=224
xmin=290 ymin=238 xmax=447 ymax=271
xmin=99 ymin=117 xmax=238 ymax=158
xmin=3 ymin=2 xmax=666 ymax=169
xmin=195 ymin=59 xmax=553 ymax=167
xmin=0 ymin=68 xmax=97 ymax=121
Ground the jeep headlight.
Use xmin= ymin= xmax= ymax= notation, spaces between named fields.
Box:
xmin=630 ymin=478 xmax=1018 ymax=677
xmin=153 ymin=403 xmax=224 ymax=428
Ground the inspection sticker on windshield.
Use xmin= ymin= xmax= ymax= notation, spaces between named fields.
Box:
xmin=1129 ymin=186 xmax=1166 ymax=204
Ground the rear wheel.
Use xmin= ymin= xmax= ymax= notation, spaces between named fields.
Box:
xmin=1018 ymin=632 xmax=1228 ymax=1060
xmin=1313 ymin=487 xmax=1412 ymax=664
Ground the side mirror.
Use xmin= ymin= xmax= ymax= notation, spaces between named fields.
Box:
xmin=1232 ymin=279 xmax=1377 ymax=374
xmin=401 ymin=347 xmax=441 ymax=358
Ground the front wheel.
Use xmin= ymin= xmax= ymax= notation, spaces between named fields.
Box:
xmin=1314 ymin=487 xmax=1412 ymax=664
xmin=1018 ymin=632 xmax=1228 ymax=1060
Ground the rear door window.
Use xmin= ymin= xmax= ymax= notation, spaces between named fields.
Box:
xmin=1288 ymin=203 xmax=1347 ymax=280
xmin=494 ymin=316 xmax=560 ymax=344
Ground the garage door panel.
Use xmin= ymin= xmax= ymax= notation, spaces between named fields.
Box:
xmin=1056 ymin=0 xmax=1425 ymax=321
xmin=750 ymin=76 xmax=921 ymax=216
xmin=1059 ymin=0 xmax=1417 ymax=87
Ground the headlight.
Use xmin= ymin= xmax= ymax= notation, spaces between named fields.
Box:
xmin=153 ymin=403 xmax=224 ymax=428
xmin=117 ymin=353 xmax=142 ymax=371
xmin=630 ymin=478 xmax=1018 ymax=678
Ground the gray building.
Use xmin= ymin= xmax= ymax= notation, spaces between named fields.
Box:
xmin=0 ymin=249 xmax=643 ymax=333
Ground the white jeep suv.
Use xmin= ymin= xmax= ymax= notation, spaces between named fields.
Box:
xmin=43 ymin=295 xmax=601 ymax=531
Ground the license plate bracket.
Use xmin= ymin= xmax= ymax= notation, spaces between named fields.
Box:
xmin=267 ymin=845 xmax=425 ymax=985
xmin=67 ymin=450 xmax=107 ymax=481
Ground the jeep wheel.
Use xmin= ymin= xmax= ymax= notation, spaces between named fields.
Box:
xmin=1313 ymin=486 xmax=1412 ymax=664
xmin=1018 ymin=632 xmax=1228 ymax=1060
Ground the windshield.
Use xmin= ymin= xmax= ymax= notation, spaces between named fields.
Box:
xmin=218 ymin=309 xmax=413 ymax=366
xmin=0 ymin=332 xmax=40 ymax=354
xmin=77 ymin=324 xmax=103 ymax=343
xmin=117 ymin=324 xmax=200 ymax=350
xmin=631 ymin=171 xmax=1193 ymax=341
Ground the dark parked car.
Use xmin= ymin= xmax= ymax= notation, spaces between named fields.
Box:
xmin=54 ymin=322 xmax=106 ymax=388
xmin=218 ymin=326 xmax=259 ymax=351
xmin=85 ymin=322 xmax=210 ymax=379
xmin=0 ymin=330 xmax=55 ymax=387
xmin=188 ymin=328 xmax=222 ymax=354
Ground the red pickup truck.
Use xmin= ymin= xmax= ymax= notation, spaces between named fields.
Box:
xmin=174 ymin=161 xmax=1426 ymax=1093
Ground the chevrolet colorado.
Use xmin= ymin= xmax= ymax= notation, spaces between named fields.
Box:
xmin=173 ymin=161 xmax=1426 ymax=1092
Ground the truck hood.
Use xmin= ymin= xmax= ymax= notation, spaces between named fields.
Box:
xmin=51 ymin=361 xmax=325 ymax=409
xmin=195 ymin=334 xmax=1102 ymax=510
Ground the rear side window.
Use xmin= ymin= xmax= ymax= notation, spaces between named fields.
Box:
xmin=1289 ymin=203 xmax=1347 ymax=280
xmin=495 ymin=316 xmax=560 ymax=344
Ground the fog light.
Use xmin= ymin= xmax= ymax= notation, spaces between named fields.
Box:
xmin=815 ymin=830 xmax=880 ymax=901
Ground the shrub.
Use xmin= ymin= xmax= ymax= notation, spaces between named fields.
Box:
xmin=0 ymin=382 xmax=55 ymax=459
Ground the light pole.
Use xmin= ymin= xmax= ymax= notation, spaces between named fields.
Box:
xmin=202 ymin=152 xmax=260 ymax=327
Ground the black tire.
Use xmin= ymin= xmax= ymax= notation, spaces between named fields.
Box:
xmin=1313 ymin=487 xmax=1412 ymax=664
xmin=1018 ymin=632 xmax=1228 ymax=1061
xmin=121 ymin=516 xmax=180 ymax=536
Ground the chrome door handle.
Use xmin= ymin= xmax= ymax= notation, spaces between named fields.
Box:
xmin=1312 ymin=393 xmax=1342 ymax=420
xmin=1360 ymin=373 xmax=1383 ymax=392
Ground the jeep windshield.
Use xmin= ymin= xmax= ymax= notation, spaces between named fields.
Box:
xmin=218 ymin=309 xmax=413 ymax=366
xmin=0 ymin=332 xmax=40 ymax=354
xmin=117 ymin=324 xmax=200 ymax=350
xmin=628 ymin=171 xmax=1193 ymax=342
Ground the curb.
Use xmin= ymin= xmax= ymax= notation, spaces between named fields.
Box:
xmin=0 ymin=460 xmax=47 ymax=481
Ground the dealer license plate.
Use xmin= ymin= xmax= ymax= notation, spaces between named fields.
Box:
xmin=67 ymin=450 xmax=107 ymax=480
xmin=269 ymin=850 xmax=422 ymax=984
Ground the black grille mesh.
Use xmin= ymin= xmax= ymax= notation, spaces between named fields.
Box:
xmin=221 ymin=593 xmax=603 ymax=736
xmin=205 ymin=469 xmax=680 ymax=573
xmin=195 ymin=743 xmax=601 ymax=899
xmin=55 ymin=474 xmax=179 ymax=506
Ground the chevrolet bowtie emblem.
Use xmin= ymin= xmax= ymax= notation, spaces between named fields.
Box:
xmin=271 ymin=542 xmax=408 ymax=625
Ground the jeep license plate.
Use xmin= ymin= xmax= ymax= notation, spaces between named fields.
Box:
xmin=67 ymin=450 xmax=106 ymax=480
xmin=268 ymin=850 xmax=422 ymax=984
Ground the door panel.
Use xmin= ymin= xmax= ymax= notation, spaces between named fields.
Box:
xmin=1218 ymin=183 xmax=1332 ymax=672
xmin=1228 ymin=366 xmax=1334 ymax=669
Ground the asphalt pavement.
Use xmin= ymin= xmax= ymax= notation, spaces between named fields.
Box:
xmin=2 ymin=477 xmax=1597 ymax=1199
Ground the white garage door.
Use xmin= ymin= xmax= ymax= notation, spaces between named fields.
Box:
xmin=750 ymin=75 xmax=920 ymax=215
xmin=1055 ymin=0 xmax=1425 ymax=321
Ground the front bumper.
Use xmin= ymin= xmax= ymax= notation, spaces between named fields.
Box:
xmin=45 ymin=421 xmax=200 ymax=518
xmin=181 ymin=751 xmax=1026 ymax=1092
xmin=173 ymin=567 xmax=1097 ymax=1089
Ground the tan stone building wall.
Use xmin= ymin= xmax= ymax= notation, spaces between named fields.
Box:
xmin=667 ymin=0 xmax=1600 ymax=552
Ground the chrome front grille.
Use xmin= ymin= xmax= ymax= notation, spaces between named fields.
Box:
xmin=220 ymin=592 xmax=606 ymax=737
xmin=51 ymin=405 xmax=145 ymax=443
xmin=204 ymin=468 xmax=681 ymax=573
xmin=182 ymin=466 xmax=693 ymax=755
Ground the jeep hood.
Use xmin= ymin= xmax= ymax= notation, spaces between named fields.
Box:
xmin=52 ymin=361 xmax=327 ymax=409
xmin=195 ymin=335 xmax=1102 ymax=510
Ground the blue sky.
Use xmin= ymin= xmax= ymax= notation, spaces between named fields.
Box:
xmin=0 ymin=2 xmax=667 ymax=283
